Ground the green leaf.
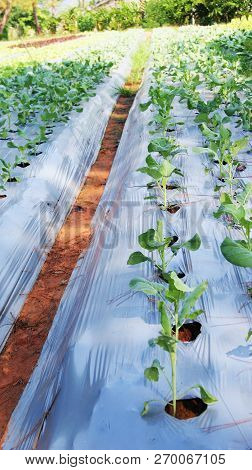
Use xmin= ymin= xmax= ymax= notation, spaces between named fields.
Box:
xmin=194 ymin=112 xmax=209 ymax=123
xmin=152 ymin=359 xmax=164 ymax=370
xmin=144 ymin=366 xmax=159 ymax=382
xmin=173 ymin=168 xmax=184 ymax=177
xmin=159 ymin=160 xmax=176 ymax=178
xmin=127 ymin=251 xmax=152 ymax=265
xmin=146 ymin=154 xmax=158 ymax=168
xmin=246 ymin=329 xmax=252 ymax=342
xmin=141 ymin=401 xmax=150 ymax=416
xmin=183 ymin=233 xmax=201 ymax=251
xmin=7 ymin=141 xmax=16 ymax=149
xmin=214 ymin=203 xmax=245 ymax=222
xmin=139 ymin=229 xmax=163 ymax=251
xmin=170 ymin=272 xmax=193 ymax=292
xmin=180 ymin=281 xmax=208 ymax=322
xmin=186 ymin=309 xmax=204 ymax=320
xmin=224 ymin=105 xmax=239 ymax=116
xmin=220 ymin=237 xmax=252 ymax=268
xmin=148 ymin=137 xmax=179 ymax=158
xmin=201 ymin=123 xmax=218 ymax=140
xmin=140 ymin=101 xmax=151 ymax=112
xmin=220 ymin=192 xmax=233 ymax=204
xmin=192 ymin=147 xmax=217 ymax=157
xmin=137 ymin=166 xmax=162 ymax=182
xmin=144 ymin=196 xmax=157 ymax=200
xmin=237 ymin=183 xmax=252 ymax=206
xmin=158 ymin=301 xmax=171 ymax=336
xmin=219 ymin=124 xmax=231 ymax=141
xmin=194 ymin=385 xmax=218 ymax=405
xmin=156 ymin=334 xmax=177 ymax=353
xmin=230 ymin=136 xmax=249 ymax=156
xmin=129 ymin=278 xmax=165 ymax=296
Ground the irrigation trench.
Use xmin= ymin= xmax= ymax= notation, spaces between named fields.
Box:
xmin=0 ymin=77 xmax=141 ymax=444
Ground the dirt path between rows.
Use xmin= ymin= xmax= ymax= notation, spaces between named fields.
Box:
xmin=0 ymin=87 xmax=138 ymax=446
xmin=10 ymin=34 xmax=85 ymax=49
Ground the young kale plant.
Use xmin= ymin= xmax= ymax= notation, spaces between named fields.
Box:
xmin=0 ymin=158 xmax=21 ymax=190
xmin=138 ymin=137 xmax=183 ymax=210
xmin=127 ymin=219 xmax=201 ymax=280
xmin=214 ymin=183 xmax=252 ymax=268
xmin=137 ymin=154 xmax=183 ymax=210
xmin=193 ymin=119 xmax=249 ymax=194
xmin=129 ymin=272 xmax=217 ymax=417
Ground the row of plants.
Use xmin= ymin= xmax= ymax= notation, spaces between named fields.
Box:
xmin=0 ymin=59 xmax=111 ymax=192
xmin=127 ymin=24 xmax=251 ymax=420
xmin=0 ymin=30 xmax=140 ymax=193
xmin=152 ymin=26 xmax=251 ymax=269
xmin=126 ymin=29 xmax=224 ymax=419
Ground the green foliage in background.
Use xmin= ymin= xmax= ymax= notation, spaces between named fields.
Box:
xmin=0 ymin=0 xmax=251 ymax=39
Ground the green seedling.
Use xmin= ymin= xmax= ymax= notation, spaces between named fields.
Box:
xmin=127 ymin=220 xmax=201 ymax=279
xmin=137 ymin=155 xmax=183 ymax=210
xmin=214 ymin=183 xmax=252 ymax=268
xmin=129 ymin=272 xmax=217 ymax=417
xmin=0 ymin=158 xmax=21 ymax=189
xmin=193 ymin=122 xmax=249 ymax=194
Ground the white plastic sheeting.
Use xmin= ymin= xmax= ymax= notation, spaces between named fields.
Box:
xmin=0 ymin=56 xmax=133 ymax=351
xmin=3 ymin=70 xmax=252 ymax=450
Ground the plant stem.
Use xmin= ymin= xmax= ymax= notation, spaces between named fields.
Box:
xmin=161 ymin=246 xmax=166 ymax=274
xmin=171 ymin=302 xmax=179 ymax=416
xmin=246 ymin=226 xmax=251 ymax=250
xmin=163 ymin=180 xmax=167 ymax=209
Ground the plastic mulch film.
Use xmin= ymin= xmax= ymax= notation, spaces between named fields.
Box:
xmin=3 ymin=70 xmax=252 ymax=450
xmin=0 ymin=57 xmax=132 ymax=352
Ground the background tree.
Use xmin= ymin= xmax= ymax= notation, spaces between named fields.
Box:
xmin=32 ymin=1 xmax=41 ymax=33
xmin=0 ymin=0 xmax=55 ymax=35
xmin=0 ymin=0 xmax=13 ymax=34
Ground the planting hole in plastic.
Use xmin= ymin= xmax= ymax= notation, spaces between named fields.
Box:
xmin=29 ymin=151 xmax=43 ymax=157
xmin=177 ymin=271 xmax=186 ymax=279
xmin=166 ymin=184 xmax=180 ymax=190
xmin=175 ymin=321 xmax=202 ymax=342
xmin=167 ymin=204 xmax=181 ymax=214
xmin=236 ymin=164 xmax=246 ymax=172
xmin=214 ymin=159 xmax=227 ymax=166
xmin=17 ymin=162 xmax=30 ymax=168
xmin=165 ymin=398 xmax=207 ymax=420
xmin=7 ymin=177 xmax=19 ymax=183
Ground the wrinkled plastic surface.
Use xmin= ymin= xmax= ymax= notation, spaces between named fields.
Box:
xmin=0 ymin=57 xmax=132 ymax=351
xmin=3 ymin=71 xmax=252 ymax=450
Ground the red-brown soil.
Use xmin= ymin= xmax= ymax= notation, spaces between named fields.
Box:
xmin=10 ymin=34 xmax=85 ymax=49
xmin=178 ymin=321 xmax=202 ymax=342
xmin=167 ymin=204 xmax=181 ymax=214
xmin=165 ymin=398 xmax=207 ymax=419
xmin=0 ymin=90 xmax=137 ymax=445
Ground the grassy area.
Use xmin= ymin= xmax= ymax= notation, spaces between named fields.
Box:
xmin=128 ymin=35 xmax=151 ymax=84
xmin=118 ymin=34 xmax=151 ymax=95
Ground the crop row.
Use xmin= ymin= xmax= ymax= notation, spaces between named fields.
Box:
xmin=0 ymin=31 xmax=142 ymax=194
xmin=0 ymin=30 xmax=136 ymax=68
xmin=127 ymin=26 xmax=251 ymax=418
